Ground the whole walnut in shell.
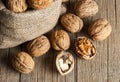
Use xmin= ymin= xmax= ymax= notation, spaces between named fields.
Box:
xmin=28 ymin=0 xmax=53 ymax=9
xmin=88 ymin=18 xmax=112 ymax=41
xmin=62 ymin=0 xmax=69 ymax=3
xmin=12 ymin=52 xmax=35 ymax=74
xmin=61 ymin=13 xmax=83 ymax=33
xmin=56 ymin=51 xmax=74 ymax=75
xmin=51 ymin=30 xmax=70 ymax=51
xmin=27 ymin=35 xmax=50 ymax=57
xmin=6 ymin=0 xmax=28 ymax=13
xmin=74 ymin=0 xmax=98 ymax=18
xmin=75 ymin=37 xmax=96 ymax=60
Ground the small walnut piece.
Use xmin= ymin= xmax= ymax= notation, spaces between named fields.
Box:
xmin=51 ymin=30 xmax=70 ymax=51
xmin=74 ymin=0 xmax=98 ymax=18
xmin=12 ymin=52 xmax=35 ymax=74
xmin=62 ymin=0 xmax=69 ymax=3
xmin=27 ymin=35 xmax=50 ymax=57
xmin=28 ymin=0 xmax=53 ymax=9
xmin=88 ymin=18 xmax=112 ymax=41
xmin=6 ymin=0 xmax=28 ymax=13
xmin=56 ymin=51 xmax=74 ymax=75
xmin=75 ymin=37 xmax=96 ymax=60
xmin=61 ymin=13 xmax=83 ymax=33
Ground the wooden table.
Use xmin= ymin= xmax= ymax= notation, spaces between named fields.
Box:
xmin=0 ymin=0 xmax=120 ymax=82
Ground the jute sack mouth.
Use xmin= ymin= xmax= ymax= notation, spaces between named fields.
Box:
xmin=0 ymin=0 xmax=61 ymax=49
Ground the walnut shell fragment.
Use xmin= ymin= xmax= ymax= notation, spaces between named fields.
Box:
xmin=88 ymin=18 xmax=112 ymax=41
xmin=74 ymin=0 xmax=98 ymax=18
xmin=27 ymin=35 xmax=50 ymax=57
xmin=61 ymin=13 xmax=83 ymax=33
xmin=28 ymin=0 xmax=53 ymax=9
xmin=75 ymin=37 xmax=96 ymax=60
xmin=6 ymin=0 xmax=28 ymax=13
xmin=12 ymin=52 xmax=35 ymax=74
xmin=51 ymin=30 xmax=70 ymax=51
xmin=56 ymin=51 xmax=74 ymax=75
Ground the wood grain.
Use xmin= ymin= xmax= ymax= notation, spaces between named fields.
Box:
xmin=0 ymin=0 xmax=119 ymax=82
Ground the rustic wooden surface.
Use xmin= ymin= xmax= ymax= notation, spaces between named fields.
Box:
xmin=0 ymin=0 xmax=119 ymax=82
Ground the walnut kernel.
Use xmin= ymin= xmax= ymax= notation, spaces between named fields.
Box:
xmin=56 ymin=51 xmax=74 ymax=75
xmin=75 ymin=37 xmax=96 ymax=60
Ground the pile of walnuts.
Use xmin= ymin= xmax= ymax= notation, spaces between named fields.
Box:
xmin=5 ymin=0 xmax=53 ymax=13
xmin=12 ymin=0 xmax=112 ymax=76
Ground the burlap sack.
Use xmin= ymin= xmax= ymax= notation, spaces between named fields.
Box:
xmin=0 ymin=0 xmax=61 ymax=49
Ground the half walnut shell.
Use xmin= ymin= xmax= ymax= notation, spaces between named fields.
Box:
xmin=56 ymin=51 xmax=74 ymax=75
xmin=75 ymin=37 xmax=96 ymax=60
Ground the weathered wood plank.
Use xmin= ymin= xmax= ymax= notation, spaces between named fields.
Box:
xmin=0 ymin=47 xmax=20 ymax=82
xmin=107 ymin=0 xmax=120 ymax=82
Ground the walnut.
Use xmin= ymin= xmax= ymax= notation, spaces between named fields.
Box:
xmin=61 ymin=13 xmax=83 ymax=33
xmin=56 ymin=51 xmax=74 ymax=75
xmin=6 ymin=0 xmax=28 ymax=13
xmin=12 ymin=52 xmax=35 ymax=74
xmin=27 ymin=35 xmax=50 ymax=57
xmin=74 ymin=0 xmax=98 ymax=18
xmin=75 ymin=37 xmax=96 ymax=60
xmin=28 ymin=0 xmax=53 ymax=9
xmin=88 ymin=18 xmax=112 ymax=41
xmin=62 ymin=0 xmax=69 ymax=3
xmin=51 ymin=30 xmax=70 ymax=51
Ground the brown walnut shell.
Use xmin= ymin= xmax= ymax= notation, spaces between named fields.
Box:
xmin=12 ymin=52 xmax=35 ymax=74
xmin=28 ymin=0 xmax=53 ymax=9
xmin=27 ymin=35 xmax=50 ymax=57
xmin=75 ymin=37 xmax=96 ymax=60
xmin=74 ymin=0 xmax=98 ymax=18
xmin=6 ymin=0 xmax=28 ymax=13
xmin=51 ymin=29 xmax=70 ymax=51
xmin=88 ymin=18 xmax=112 ymax=41
xmin=56 ymin=51 xmax=74 ymax=75
xmin=61 ymin=13 xmax=83 ymax=33
xmin=62 ymin=0 xmax=69 ymax=3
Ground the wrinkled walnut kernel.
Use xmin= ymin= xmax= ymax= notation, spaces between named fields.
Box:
xmin=75 ymin=37 xmax=96 ymax=60
xmin=56 ymin=51 xmax=74 ymax=75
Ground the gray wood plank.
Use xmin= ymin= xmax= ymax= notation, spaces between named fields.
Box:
xmin=6 ymin=47 xmax=20 ymax=82
xmin=107 ymin=0 xmax=120 ymax=82
xmin=0 ymin=47 xmax=20 ymax=82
